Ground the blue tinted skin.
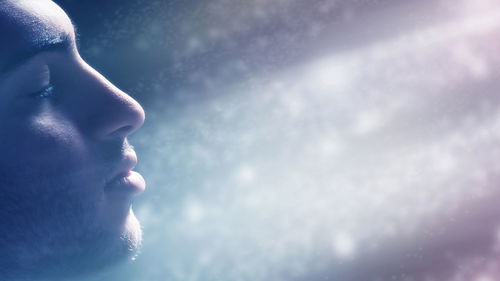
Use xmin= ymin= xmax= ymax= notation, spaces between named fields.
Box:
xmin=0 ymin=0 xmax=146 ymax=279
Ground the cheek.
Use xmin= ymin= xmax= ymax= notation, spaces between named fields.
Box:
xmin=0 ymin=106 xmax=105 ymax=237
xmin=0 ymin=106 xmax=91 ymax=184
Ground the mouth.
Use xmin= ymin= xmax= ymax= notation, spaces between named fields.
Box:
xmin=104 ymin=149 xmax=146 ymax=197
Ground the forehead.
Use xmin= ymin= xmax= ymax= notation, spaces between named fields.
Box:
xmin=0 ymin=0 xmax=75 ymax=71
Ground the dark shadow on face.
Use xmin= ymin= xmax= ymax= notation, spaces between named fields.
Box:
xmin=0 ymin=0 xmax=146 ymax=279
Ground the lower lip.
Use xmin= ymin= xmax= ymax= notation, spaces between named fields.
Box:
xmin=105 ymin=171 xmax=146 ymax=196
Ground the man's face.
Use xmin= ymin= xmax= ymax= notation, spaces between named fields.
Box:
xmin=0 ymin=0 xmax=146 ymax=279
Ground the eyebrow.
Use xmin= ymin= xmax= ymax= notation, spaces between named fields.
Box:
xmin=0 ymin=33 xmax=75 ymax=74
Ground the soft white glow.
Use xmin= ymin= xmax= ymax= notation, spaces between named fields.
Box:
xmin=131 ymin=1 xmax=500 ymax=280
xmin=332 ymin=232 xmax=356 ymax=258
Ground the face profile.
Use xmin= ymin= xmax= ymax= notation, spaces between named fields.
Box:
xmin=0 ymin=0 xmax=146 ymax=279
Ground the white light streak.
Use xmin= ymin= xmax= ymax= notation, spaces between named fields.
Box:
xmin=131 ymin=1 xmax=500 ymax=281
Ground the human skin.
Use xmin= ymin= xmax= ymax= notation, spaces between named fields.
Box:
xmin=0 ymin=0 xmax=146 ymax=279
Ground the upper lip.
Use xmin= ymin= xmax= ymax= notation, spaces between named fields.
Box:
xmin=105 ymin=148 xmax=138 ymax=185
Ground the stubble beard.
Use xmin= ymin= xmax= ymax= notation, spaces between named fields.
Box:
xmin=0 ymin=171 xmax=143 ymax=280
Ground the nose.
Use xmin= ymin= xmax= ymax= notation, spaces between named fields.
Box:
xmin=76 ymin=63 xmax=145 ymax=140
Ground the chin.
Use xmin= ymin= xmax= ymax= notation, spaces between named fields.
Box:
xmin=63 ymin=209 xmax=143 ymax=279
xmin=120 ymin=208 xmax=143 ymax=258
xmin=97 ymin=208 xmax=144 ymax=268
xmin=21 ymin=209 xmax=143 ymax=281
xmin=48 ymin=212 xmax=143 ymax=280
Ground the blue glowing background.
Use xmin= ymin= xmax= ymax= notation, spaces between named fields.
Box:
xmin=55 ymin=0 xmax=500 ymax=280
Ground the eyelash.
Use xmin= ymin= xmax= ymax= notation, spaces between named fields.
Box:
xmin=31 ymin=84 xmax=55 ymax=99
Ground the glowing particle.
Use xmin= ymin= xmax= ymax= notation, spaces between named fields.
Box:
xmin=235 ymin=165 xmax=256 ymax=184
xmin=184 ymin=200 xmax=205 ymax=223
xmin=333 ymin=232 xmax=356 ymax=258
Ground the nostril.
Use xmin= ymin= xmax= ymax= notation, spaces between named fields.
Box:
xmin=110 ymin=125 xmax=134 ymax=138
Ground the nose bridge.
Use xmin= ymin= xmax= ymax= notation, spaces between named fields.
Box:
xmin=79 ymin=63 xmax=145 ymax=140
